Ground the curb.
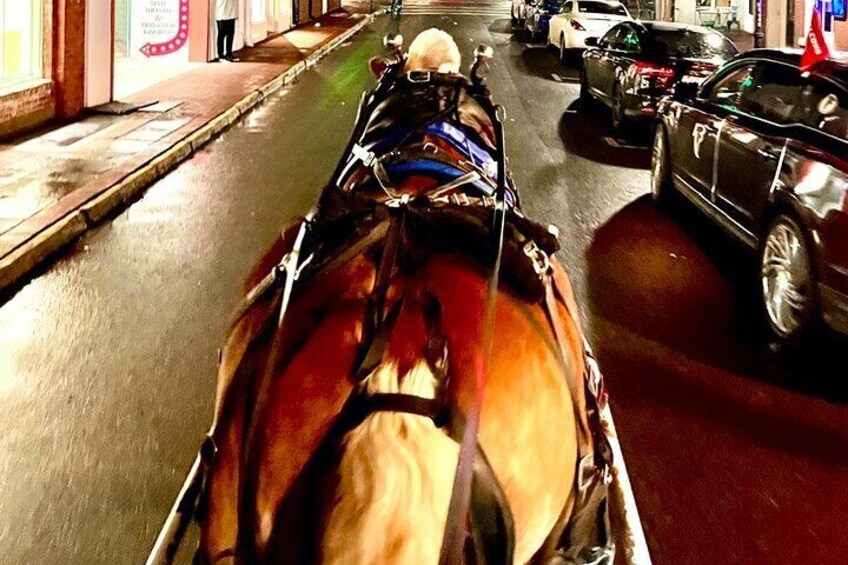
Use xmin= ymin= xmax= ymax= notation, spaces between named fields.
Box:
xmin=604 ymin=407 xmax=653 ymax=565
xmin=0 ymin=12 xmax=378 ymax=296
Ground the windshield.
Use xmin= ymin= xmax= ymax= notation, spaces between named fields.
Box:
xmin=577 ymin=1 xmax=628 ymax=15
xmin=645 ymin=29 xmax=738 ymax=59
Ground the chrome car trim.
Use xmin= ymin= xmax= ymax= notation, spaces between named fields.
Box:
xmin=673 ymin=172 xmax=758 ymax=249
xmin=767 ymin=141 xmax=789 ymax=199
xmin=710 ymin=119 xmax=725 ymax=202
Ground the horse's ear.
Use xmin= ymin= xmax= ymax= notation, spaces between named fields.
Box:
xmin=369 ymin=57 xmax=388 ymax=77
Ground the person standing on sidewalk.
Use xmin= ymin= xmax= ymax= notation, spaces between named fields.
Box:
xmin=216 ymin=0 xmax=238 ymax=62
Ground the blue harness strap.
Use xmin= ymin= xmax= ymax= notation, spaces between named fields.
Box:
xmin=370 ymin=119 xmax=498 ymax=179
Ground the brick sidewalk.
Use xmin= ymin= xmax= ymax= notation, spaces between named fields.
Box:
xmin=0 ymin=9 xmax=376 ymax=294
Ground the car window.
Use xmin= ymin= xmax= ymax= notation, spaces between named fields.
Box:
xmin=599 ymin=26 xmax=621 ymax=49
xmin=577 ymin=0 xmax=628 ymax=15
xmin=563 ymin=0 xmax=573 ymax=12
xmin=791 ymin=76 xmax=848 ymax=139
xmin=618 ymin=27 xmax=640 ymax=52
xmin=644 ymin=29 xmax=737 ymax=60
xmin=735 ymin=62 xmax=805 ymax=124
xmin=705 ymin=63 xmax=757 ymax=111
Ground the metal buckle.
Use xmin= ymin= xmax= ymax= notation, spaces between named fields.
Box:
xmin=523 ymin=241 xmax=551 ymax=276
xmin=386 ymin=193 xmax=411 ymax=208
xmin=407 ymin=70 xmax=432 ymax=83
xmin=351 ymin=143 xmax=376 ymax=166
xmin=450 ymin=193 xmax=470 ymax=206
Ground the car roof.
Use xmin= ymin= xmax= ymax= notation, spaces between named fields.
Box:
xmin=730 ymin=48 xmax=848 ymax=88
xmin=635 ymin=20 xmax=727 ymax=34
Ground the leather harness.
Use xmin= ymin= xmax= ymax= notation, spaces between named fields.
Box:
xmin=188 ymin=59 xmax=615 ymax=565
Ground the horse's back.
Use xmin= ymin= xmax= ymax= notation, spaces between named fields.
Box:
xmin=201 ymin=238 xmax=582 ymax=562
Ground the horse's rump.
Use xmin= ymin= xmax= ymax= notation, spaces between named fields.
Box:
xmin=201 ymin=225 xmax=586 ymax=562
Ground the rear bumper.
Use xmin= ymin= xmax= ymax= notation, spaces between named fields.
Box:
xmin=622 ymin=91 xmax=662 ymax=118
xmin=820 ymin=284 xmax=848 ymax=335
xmin=565 ymin=29 xmax=592 ymax=49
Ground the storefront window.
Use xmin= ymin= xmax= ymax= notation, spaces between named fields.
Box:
xmin=0 ymin=0 xmax=42 ymax=87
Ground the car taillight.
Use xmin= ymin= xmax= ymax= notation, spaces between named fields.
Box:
xmin=633 ymin=61 xmax=675 ymax=89
xmin=688 ymin=62 xmax=716 ymax=77
xmin=569 ymin=19 xmax=585 ymax=31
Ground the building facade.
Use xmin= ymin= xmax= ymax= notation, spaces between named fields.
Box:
xmin=0 ymin=0 xmax=337 ymax=139
xmin=651 ymin=0 xmax=846 ymax=48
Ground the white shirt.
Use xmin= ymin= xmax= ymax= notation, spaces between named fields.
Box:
xmin=216 ymin=0 xmax=238 ymax=20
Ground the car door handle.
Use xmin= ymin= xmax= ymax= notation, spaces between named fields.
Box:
xmin=757 ymin=148 xmax=780 ymax=161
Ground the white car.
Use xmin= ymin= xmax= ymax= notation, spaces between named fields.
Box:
xmin=547 ymin=0 xmax=632 ymax=59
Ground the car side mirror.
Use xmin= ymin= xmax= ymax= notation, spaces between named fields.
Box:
xmin=585 ymin=37 xmax=599 ymax=47
xmin=672 ymin=81 xmax=699 ymax=101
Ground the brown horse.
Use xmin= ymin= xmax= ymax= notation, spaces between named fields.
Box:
xmin=194 ymin=29 xmax=612 ymax=565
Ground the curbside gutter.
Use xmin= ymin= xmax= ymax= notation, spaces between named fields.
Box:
xmin=0 ymin=12 xmax=378 ymax=296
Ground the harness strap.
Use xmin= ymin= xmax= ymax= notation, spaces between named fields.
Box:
xmin=236 ymin=213 xmax=313 ymax=561
xmin=543 ymin=276 xmax=592 ymax=457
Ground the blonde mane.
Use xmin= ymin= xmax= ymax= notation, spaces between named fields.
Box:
xmin=404 ymin=28 xmax=462 ymax=74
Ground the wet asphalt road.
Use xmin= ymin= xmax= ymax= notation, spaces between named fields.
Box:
xmin=1 ymin=9 xmax=847 ymax=565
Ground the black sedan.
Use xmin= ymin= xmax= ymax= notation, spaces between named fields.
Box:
xmin=652 ymin=49 xmax=848 ymax=343
xmin=580 ymin=21 xmax=738 ymax=132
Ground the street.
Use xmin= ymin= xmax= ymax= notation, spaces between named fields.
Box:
xmin=1 ymin=5 xmax=847 ymax=564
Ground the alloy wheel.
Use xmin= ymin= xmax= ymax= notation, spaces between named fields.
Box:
xmin=761 ymin=218 xmax=813 ymax=339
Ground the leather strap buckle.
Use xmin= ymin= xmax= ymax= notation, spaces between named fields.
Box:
xmin=407 ymin=70 xmax=432 ymax=83
xmin=523 ymin=240 xmax=551 ymax=276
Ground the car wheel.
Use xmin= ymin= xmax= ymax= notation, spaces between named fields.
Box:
xmin=760 ymin=214 xmax=817 ymax=343
xmin=559 ymin=34 xmax=567 ymax=62
xmin=651 ymin=126 xmax=673 ymax=206
xmin=611 ymin=83 xmax=629 ymax=134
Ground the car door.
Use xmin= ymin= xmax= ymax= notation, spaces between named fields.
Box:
xmin=713 ymin=61 xmax=798 ymax=238
xmin=584 ymin=25 xmax=620 ymax=97
xmin=594 ymin=26 xmax=632 ymax=100
xmin=670 ymin=62 xmax=756 ymax=199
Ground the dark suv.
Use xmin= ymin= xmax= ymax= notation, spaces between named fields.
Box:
xmin=652 ymin=49 xmax=848 ymax=342
xmin=581 ymin=21 xmax=738 ymax=132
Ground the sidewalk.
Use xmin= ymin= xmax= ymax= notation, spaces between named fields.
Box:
xmin=0 ymin=9 xmax=377 ymax=295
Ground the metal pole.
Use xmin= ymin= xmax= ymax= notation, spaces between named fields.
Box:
xmin=754 ymin=0 xmax=766 ymax=47
xmin=146 ymin=455 xmax=204 ymax=565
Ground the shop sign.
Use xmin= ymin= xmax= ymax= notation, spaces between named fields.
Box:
xmin=130 ymin=0 xmax=191 ymax=58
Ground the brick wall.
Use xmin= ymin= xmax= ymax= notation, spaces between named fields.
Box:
xmin=0 ymin=82 xmax=54 ymax=138
xmin=297 ymin=0 xmax=311 ymax=24
xmin=53 ymin=0 xmax=86 ymax=118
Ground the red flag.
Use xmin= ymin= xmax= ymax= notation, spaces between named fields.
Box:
xmin=800 ymin=10 xmax=831 ymax=71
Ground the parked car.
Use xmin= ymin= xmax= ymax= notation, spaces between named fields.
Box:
xmin=525 ymin=0 xmax=568 ymax=41
xmin=580 ymin=21 xmax=737 ymax=132
xmin=652 ymin=49 xmax=848 ymax=342
xmin=547 ymin=0 xmax=631 ymax=59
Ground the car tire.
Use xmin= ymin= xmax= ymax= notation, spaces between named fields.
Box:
xmin=759 ymin=214 xmax=818 ymax=344
xmin=610 ymin=82 xmax=630 ymax=134
xmin=559 ymin=34 xmax=567 ymax=63
xmin=651 ymin=126 xmax=673 ymax=206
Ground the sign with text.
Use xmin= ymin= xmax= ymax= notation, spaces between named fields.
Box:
xmin=130 ymin=0 xmax=191 ymax=59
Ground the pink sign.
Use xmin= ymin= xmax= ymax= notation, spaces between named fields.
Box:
xmin=138 ymin=0 xmax=190 ymax=58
